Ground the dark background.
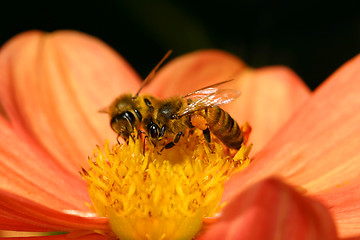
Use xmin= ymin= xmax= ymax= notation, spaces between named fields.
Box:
xmin=1 ymin=0 xmax=359 ymax=90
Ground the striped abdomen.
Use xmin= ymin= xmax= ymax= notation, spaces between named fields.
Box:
xmin=199 ymin=106 xmax=243 ymax=149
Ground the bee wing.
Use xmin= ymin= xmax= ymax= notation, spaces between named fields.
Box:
xmin=178 ymin=88 xmax=240 ymax=117
xmin=182 ymin=87 xmax=218 ymax=100
xmin=182 ymin=79 xmax=235 ymax=99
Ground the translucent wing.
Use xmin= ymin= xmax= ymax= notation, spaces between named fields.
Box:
xmin=178 ymin=88 xmax=240 ymax=117
xmin=182 ymin=79 xmax=235 ymax=99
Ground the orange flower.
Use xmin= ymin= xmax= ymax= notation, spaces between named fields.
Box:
xmin=0 ymin=30 xmax=359 ymax=239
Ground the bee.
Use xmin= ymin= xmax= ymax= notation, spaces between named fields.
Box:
xmin=144 ymin=80 xmax=248 ymax=150
xmin=104 ymin=50 xmax=249 ymax=151
xmin=102 ymin=51 xmax=172 ymax=143
xmin=106 ymin=93 xmax=159 ymax=143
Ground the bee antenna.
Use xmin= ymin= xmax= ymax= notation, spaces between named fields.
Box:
xmin=98 ymin=107 xmax=109 ymax=114
xmin=134 ymin=50 xmax=173 ymax=98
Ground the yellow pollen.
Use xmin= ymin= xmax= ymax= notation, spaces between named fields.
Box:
xmin=81 ymin=134 xmax=251 ymax=240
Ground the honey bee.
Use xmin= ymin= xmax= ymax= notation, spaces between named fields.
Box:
xmin=106 ymin=93 xmax=160 ymax=142
xmin=102 ymin=51 xmax=171 ymax=143
xmin=104 ymin=50 xmax=249 ymax=151
xmin=144 ymin=80 xmax=248 ymax=150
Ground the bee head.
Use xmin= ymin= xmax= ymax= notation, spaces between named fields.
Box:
xmin=110 ymin=111 xmax=136 ymax=140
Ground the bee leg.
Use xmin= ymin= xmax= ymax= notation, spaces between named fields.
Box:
xmin=142 ymin=135 xmax=148 ymax=156
xmin=136 ymin=130 xmax=148 ymax=155
xmin=164 ymin=142 xmax=175 ymax=149
xmin=174 ymin=131 xmax=183 ymax=144
xmin=117 ymin=133 xmax=122 ymax=145
xmin=202 ymin=128 xmax=214 ymax=152
xmin=159 ymin=131 xmax=183 ymax=153
xmin=203 ymin=128 xmax=211 ymax=143
xmin=137 ymin=129 xmax=146 ymax=139
xmin=158 ymin=141 xmax=174 ymax=155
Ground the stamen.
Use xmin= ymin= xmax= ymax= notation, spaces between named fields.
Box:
xmin=81 ymin=134 xmax=251 ymax=240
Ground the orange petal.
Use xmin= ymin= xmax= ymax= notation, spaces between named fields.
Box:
xmin=314 ymin=177 xmax=360 ymax=237
xmin=0 ymin=115 xmax=89 ymax=211
xmin=1 ymin=233 xmax=109 ymax=240
xmin=0 ymin=189 xmax=109 ymax=232
xmin=0 ymin=216 xmax=49 ymax=232
xmin=0 ymin=233 xmax=108 ymax=240
xmin=225 ymin=66 xmax=310 ymax=153
xmin=0 ymin=30 xmax=141 ymax=173
xmin=145 ymin=50 xmax=246 ymax=98
xmin=198 ymin=178 xmax=337 ymax=240
xmin=224 ymin=55 xmax=360 ymax=236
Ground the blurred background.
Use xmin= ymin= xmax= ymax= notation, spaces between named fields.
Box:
xmin=1 ymin=0 xmax=359 ymax=90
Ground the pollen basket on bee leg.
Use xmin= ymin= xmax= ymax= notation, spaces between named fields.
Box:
xmin=191 ymin=114 xmax=208 ymax=130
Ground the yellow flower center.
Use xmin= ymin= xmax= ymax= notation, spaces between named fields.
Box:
xmin=81 ymin=134 xmax=251 ymax=240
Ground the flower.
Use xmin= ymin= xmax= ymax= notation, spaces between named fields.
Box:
xmin=0 ymin=30 xmax=359 ymax=239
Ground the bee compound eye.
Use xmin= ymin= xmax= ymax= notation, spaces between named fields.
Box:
xmin=110 ymin=114 xmax=122 ymax=128
xmin=122 ymin=111 xmax=135 ymax=124
xmin=110 ymin=111 xmax=136 ymax=130
xmin=159 ymin=125 xmax=166 ymax=138
xmin=149 ymin=123 xmax=159 ymax=139
xmin=170 ymin=114 xmax=177 ymax=119
xmin=134 ymin=109 xmax=142 ymax=121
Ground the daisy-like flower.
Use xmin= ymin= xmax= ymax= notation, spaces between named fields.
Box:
xmin=0 ymin=30 xmax=359 ymax=240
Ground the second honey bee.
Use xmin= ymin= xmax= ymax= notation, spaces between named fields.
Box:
xmin=103 ymin=51 xmax=171 ymax=143
xmin=105 ymin=51 xmax=249 ymax=151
